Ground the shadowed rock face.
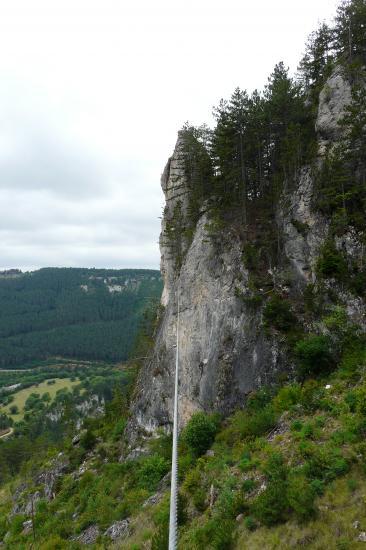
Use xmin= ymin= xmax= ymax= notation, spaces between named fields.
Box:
xmin=129 ymin=67 xmax=364 ymax=439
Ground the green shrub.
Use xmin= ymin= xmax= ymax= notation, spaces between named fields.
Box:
xmin=263 ymin=294 xmax=296 ymax=332
xmin=238 ymin=451 xmax=255 ymax=472
xmin=192 ymin=487 xmax=207 ymax=512
xmin=347 ymin=478 xmax=358 ymax=492
xmin=263 ymin=452 xmax=288 ymax=482
xmin=253 ymin=480 xmax=288 ymax=525
xmin=300 ymin=422 xmax=316 ymax=440
xmin=244 ymin=516 xmax=257 ymax=531
xmin=138 ymin=455 xmax=170 ymax=491
xmin=291 ymin=420 xmax=303 ymax=432
xmin=310 ymin=478 xmax=325 ymax=495
xmin=238 ymin=406 xmax=277 ymax=440
xmin=182 ymin=412 xmax=219 ymax=457
xmin=273 ymin=384 xmax=302 ymax=413
xmin=300 ymin=379 xmax=324 ymax=412
xmin=10 ymin=514 xmax=26 ymax=535
xmin=80 ymin=430 xmax=97 ymax=451
xmin=303 ymin=445 xmax=349 ymax=482
xmin=214 ymin=477 xmax=245 ymax=520
xmin=151 ymin=524 xmax=169 ymax=550
xmin=185 ymin=518 xmax=234 ymax=550
xmin=316 ymin=240 xmax=348 ymax=280
xmin=111 ymin=418 xmax=126 ymax=441
xmin=39 ymin=535 xmax=70 ymax=549
xmin=242 ymin=243 xmax=258 ymax=270
xmin=242 ymin=479 xmax=256 ymax=493
xmin=246 ymin=388 xmax=273 ymax=412
xmin=350 ymin=270 xmax=366 ymax=296
xmin=253 ymin=452 xmax=289 ymax=525
xmin=295 ymin=335 xmax=334 ymax=377
xmin=287 ymin=474 xmax=317 ymax=522
xmin=0 ymin=516 xmax=8 ymax=539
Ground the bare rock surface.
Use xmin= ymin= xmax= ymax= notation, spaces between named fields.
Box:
xmin=130 ymin=139 xmax=285 ymax=438
xmin=74 ymin=525 xmax=100 ymax=545
xmin=316 ymin=65 xmax=352 ymax=152
xmin=104 ymin=519 xmax=130 ymax=541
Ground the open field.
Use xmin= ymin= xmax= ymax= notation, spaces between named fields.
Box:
xmin=1 ymin=378 xmax=80 ymax=421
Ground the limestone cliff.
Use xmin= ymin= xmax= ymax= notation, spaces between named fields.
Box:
xmin=130 ymin=66 xmax=365 ymax=438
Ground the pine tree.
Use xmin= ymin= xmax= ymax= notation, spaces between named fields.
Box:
xmin=298 ymin=23 xmax=334 ymax=91
xmin=333 ymin=0 xmax=366 ymax=63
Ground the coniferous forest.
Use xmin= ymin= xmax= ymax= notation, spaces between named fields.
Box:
xmin=0 ymin=268 xmax=162 ymax=367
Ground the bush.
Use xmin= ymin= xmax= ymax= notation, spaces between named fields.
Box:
xmin=263 ymin=452 xmax=288 ymax=482
xmin=182 ymin=412 xmax=219 ymax=457
xmin=151 ymin=524 xmax=169 ymax=550
xmin=184 ymin=518 xmax=234 ymax=550
xmin=253 ymin=480 xmax=288 ymax=525
xmin=316 ymin=240 xmax=348 ymax=280
xmin=242 ymin=479 xmax=256 ymax=493
xmin=111 ymin=418 xmax=126 ymax=441
xmin=239 ymin=406 xmax=277 ymax=439
xmin=273 ymin=384 xmax=302 ymax=413
xmin=303 ymin=445 xmax=349 ymax=482
xmin=214 ymin=477 xmax=245 ymax=520
xmin=295 ymin=335 xmax=334 ymax=377
xmin=253 ymin=453 xmax=289 ymax=525
xmin=80 ymin=430 xmax=97 ymax=451
xmin=263 ymin=294 xmax=296 ymax=332
xmin=244 ymin=516 xmax=257 ymax=531
xmin=287 ymin=474 xmax=317 ymax=522
xmin=138 ymin=455 xmax=170 ymax=491
xmin=219 ymin=406 xmax=277 ymax=446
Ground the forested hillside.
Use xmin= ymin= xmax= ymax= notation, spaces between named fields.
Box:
xmin=0 ymin=268 xmax=162 ymax=367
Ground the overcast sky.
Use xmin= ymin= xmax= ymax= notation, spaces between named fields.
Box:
xmin=0 ymin=0 xmax=338 ymax=272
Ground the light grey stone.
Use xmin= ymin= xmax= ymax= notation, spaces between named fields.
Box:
xmin=75 ymin=525 xmax=100 ymax=544
xmin=104 ymin=519 xmax=130 ymax=541
xmin=22 ymin=520 xmax=33 ymax=534
xmin=316 ymin=65 xmax=352 ymax=151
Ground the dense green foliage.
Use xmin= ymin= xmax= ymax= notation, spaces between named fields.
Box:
xmin=0 ymin=268 xmax=162 ymax=367
xmin=182 ymin=412 xmax=220 ymax=457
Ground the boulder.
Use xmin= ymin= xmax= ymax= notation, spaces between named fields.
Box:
xmin=104 ymin=519 xmax=130 ymax=541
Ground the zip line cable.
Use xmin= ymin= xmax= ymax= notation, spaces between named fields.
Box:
xmin=168 ymin=290 xmax=179 ymax=550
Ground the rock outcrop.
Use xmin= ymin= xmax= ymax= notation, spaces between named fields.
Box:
xmin=315 ymin=65 xmax=352 ymax=154
xmin=129 ymin=66 xmax=365 ymax=439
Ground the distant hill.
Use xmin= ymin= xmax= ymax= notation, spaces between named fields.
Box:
xmin=0 ymin=268 xmax=162 ymax=368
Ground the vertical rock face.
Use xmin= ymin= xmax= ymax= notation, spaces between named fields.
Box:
xmin=129 ymin=66 xmax=364 ymax=438
xmin=315 ymin=66 xmax=352 ymax=154
xmin=159 ymin=131 xmax=191 ymax=308
xmin=280 ymin=167 xmax=328 ymax=285
xmin=131 ymin=141 xmax=286 ymax=435
xmin=132 ymin=208 xmax=286 ymax=433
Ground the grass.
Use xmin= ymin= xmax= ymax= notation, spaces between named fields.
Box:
xmin=235 ymin=467 xmax=366 ymax=549
xmin=1 ymin=378 xmax=80 ymax=421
